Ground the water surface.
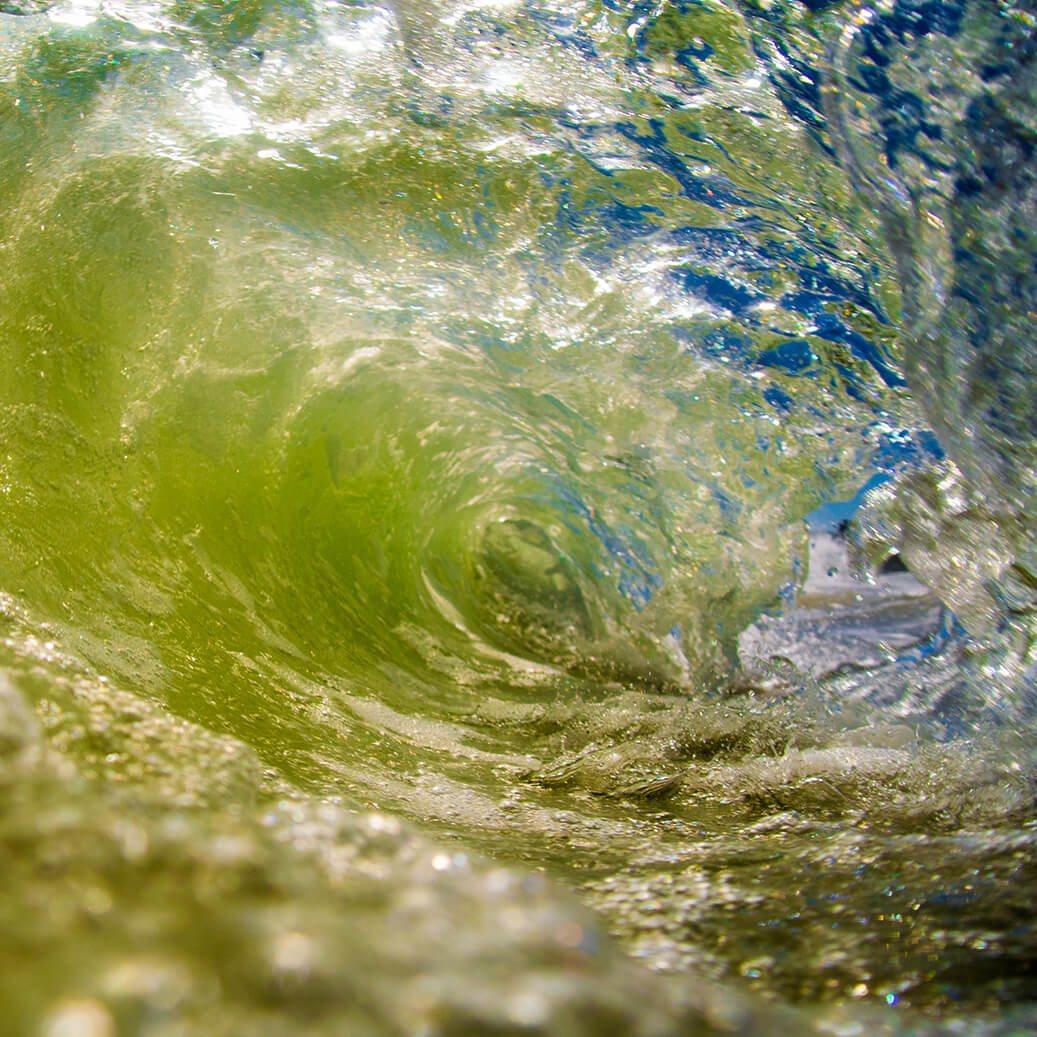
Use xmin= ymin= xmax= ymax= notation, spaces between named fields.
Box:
xmin=0 ymin=0 xmax=1035 ymax=1033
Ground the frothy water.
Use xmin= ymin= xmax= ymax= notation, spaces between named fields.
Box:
xmin=0 ymin=0 xmax=1035 ymax=1033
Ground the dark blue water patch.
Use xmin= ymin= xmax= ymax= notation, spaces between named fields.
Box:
xmin=870 ymin=427 xmax=944 ymax=471
xmin=617 ymin=568 xmax=663 ymax=611
xmin=668 ymin=14 xmax=717 ymax=64
xmin=673 ymin=267 xmax=764 ymax=315
xmin=676 ymin=37 xmax=715 ymax=81
xmin=614 ymin=118 xmax=753 ymax=210
xmin=814 ymin=316 xmax=905 ymax=389
xmin=762 ymin=386 xmax=795 ymax=413
xmin=833 ymin=362 xmax=868 ymax=401
xmin=869 ymin=0 xmax=966 ymax=48
xmin=743 ymin=24 xmax=828 ymax=133
xmin=844 ymin=3 xmax=966 ymax=172
xmin=849 ymin=83 xmax=946 ymax=174
xmin=770 ymin=75 xmax=827 ymax=135
xmin=744 ymin=240 xmax=891 ymax=343
xmin=778 ymin=293 xmax=903 ymax=388
xmin=542 ymin=185 xmax=663 ymax=264
xmin=554 ymin=130 xmax=896 ymax=383
xmin=774 ymin=259 xmax=886 ymax=320
xmin=757 ymin=338 xmax=814 ymax=375
xmin=599 ymin=0 xmax=656 ymax=13
xmin=557 ymin=198 xmax=666 ymax=245
xmin=744 ymin=0 xmax=967 ymax=167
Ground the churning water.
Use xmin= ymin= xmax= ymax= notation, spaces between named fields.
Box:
xmin=0 ymin=0 xmax=1035 ymax=1033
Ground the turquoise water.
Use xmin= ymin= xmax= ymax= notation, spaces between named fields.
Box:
xmin=0 ymin=1 xmax=1035 ymax=1033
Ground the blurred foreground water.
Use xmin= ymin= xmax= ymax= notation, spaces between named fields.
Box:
xmin=0 ymin=0 xmax=1035 ymax=1032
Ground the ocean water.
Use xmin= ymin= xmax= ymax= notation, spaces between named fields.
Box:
xmin=0 ymin=0 xmax=1035 ymax=1033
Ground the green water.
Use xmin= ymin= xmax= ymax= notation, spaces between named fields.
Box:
xmin=0 ymin=1 xmax=1035 ymax=1033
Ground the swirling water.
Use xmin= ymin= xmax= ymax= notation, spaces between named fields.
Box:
xmin=0 ymin=0 xmax=1035 ymax=1033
